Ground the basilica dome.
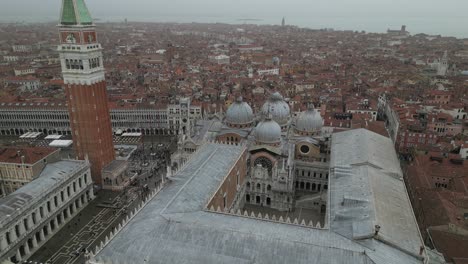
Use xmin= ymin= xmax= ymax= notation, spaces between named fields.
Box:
xmin=295 ymin=104 xmax=323 ymax=135
xmin=261 ymin=92 xmax=290 ymax=127
xmin=255 ymin=118 xmax=282 ymax=144
xmin=225 ymin=97 xmax=254 ymax=128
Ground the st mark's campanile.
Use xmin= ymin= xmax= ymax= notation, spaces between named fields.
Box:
xmin=58 ymin=0 xmax=115 ymax=185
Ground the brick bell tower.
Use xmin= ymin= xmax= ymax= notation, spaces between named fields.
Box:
xmin=58 ymin=0 xmax=115 ymax=185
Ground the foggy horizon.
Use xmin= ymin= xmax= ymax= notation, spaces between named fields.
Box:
xmin=1 ymin=0 xmax=468 ymax=37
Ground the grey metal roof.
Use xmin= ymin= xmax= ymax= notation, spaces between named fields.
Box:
xmin=225 ymin=97 xmax=254 ymax=125
xmin=192 ymin=119 xmax=223 ymax=143
xmin=295 ymin=106 xmax=323 ymax=133
xmin=254 ymin=119 xmax=282 ymax=144
xmin=96 ymin=140 xmax=430 ymax=264
xmin=217 ymin=126 xmax=251 ymax=138
xmin=330 ymin=128 xmax=402 ymax=177
xmin=261 ymin=92 xmax=291 ymax=126
xmin=0 ymin=160 xmax=88 ymax=226
xmin=330 ymin=129 xmax=425 ymax=261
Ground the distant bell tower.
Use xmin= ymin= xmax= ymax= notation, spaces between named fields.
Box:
xmin=437 ymin=50 xmax=449 ymax=76
xmin=58 ymin=0 xmax=115 ymax=185
xmin=401 ymin=25 xmax=406 ymax=33
xmin=281 ymin=17 xmax=285 ymax=27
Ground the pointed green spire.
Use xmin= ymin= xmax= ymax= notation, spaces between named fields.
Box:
xmin=60 ymin=0 xmax=93 ymax=25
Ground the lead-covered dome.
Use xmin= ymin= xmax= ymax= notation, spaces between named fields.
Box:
xmin=295 ymin=104 xmax=323 ymax=135
xmin=255 ymin=117 xmax=282 ymax=145
xmin=261 ymin=92 xmax=290 ymax=127
xmin=225 ymin=97 xmax=254 ymax=128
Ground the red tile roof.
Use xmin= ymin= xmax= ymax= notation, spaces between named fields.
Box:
xmin=0 ymin=147 xmax=58 ymax=164
xmin=428 ymin=228 xmax=468 ymax=263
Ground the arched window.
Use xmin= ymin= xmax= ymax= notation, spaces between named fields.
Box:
xmin=306 ymin=182 xmax=311 ymax=190
xmin=312 ymin=183 xmax=316 ymax=191
xmin=246 ymin=194 xmax=250 ymax=202
xmin=266 ymin=197 xmax=271 ymax=205
xmin=300 ymin=182 xmax=305 ymax=189
xmin=256 ymin=183 xmax=261 ymax=190
xmin=246 ymin=182 xmax=250 ymax=189
xmin=267 ymin=185 xmax=271 ymax=191
xmin=65 ymin=59 xmax=70 ymax=69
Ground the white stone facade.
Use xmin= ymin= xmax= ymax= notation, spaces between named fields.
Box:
xmin=3 ymin=56 xmax=19 ymax=62
xmin=11 ymin=45 xmax=32 ymax=53
xmin=13 ymin=68 xmax=36 ymax=77
xmin=0 ymin=99 xmax=202 ymax=137
xmin=58 ymin=39 xmax=105 ymax=86
xmin=0 ymin=160 xmax=94 ymax=263
xmin=257 ymin=68 xmax=279 ymax=76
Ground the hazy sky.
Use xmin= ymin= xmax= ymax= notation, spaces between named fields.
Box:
xmin=1 ymin=0 xmax=467 ymax=37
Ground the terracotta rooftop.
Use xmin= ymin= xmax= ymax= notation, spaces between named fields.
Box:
xmin=411 ymin=153 xmax=467 ymax=182
xmin=428 ymin=227 xmax=468 ymax=263
xmin=0 ymin=147 xmax=58 ymax=164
